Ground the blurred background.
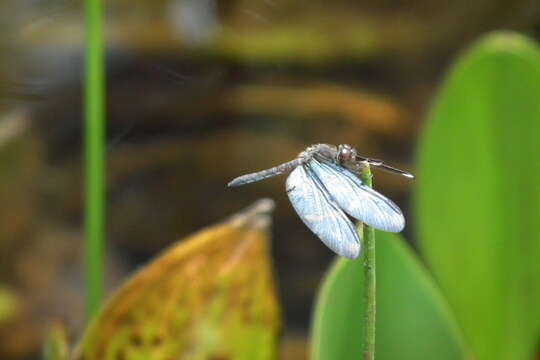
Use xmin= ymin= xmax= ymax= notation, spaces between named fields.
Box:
xmin=1 ymin=0 xmax=540 ymax=359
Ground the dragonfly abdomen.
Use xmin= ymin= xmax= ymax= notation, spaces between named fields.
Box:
xmin=228 ymin=158 xmax=302 ymax=187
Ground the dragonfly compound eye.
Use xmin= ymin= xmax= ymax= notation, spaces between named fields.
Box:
xmin=337 ymin=144 xmax=356 ymax=163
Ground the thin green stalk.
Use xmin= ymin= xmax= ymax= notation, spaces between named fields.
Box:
xmin=360 ymin=164 xmax=375 ymax=360
xmin=84 ymin=0 xmax=105 ymax=321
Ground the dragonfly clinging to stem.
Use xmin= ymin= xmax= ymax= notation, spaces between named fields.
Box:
xmin=228 ymin=144 xmax=414 ymax=259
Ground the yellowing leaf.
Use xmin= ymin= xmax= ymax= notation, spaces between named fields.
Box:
xmin=74 ymin=199 xmax=280 ymax=360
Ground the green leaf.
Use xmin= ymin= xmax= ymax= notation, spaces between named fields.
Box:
xmin=310 ymin=232 xmax=466 ymax=360
xmin=415 ymin=31 xmax=540 ymax=360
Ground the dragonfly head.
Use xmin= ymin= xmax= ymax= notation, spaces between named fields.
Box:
xmin=337 ymin=144 xmax=358 ymax=165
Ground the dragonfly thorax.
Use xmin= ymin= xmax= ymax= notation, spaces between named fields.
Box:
xmin=299 ymin=143 xmax=363 ymax=172
xmin=299 ymin=144 xmax=340 ymax=164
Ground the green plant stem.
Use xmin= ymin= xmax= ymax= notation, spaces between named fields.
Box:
xmin=84 ymin=0 xmax=105 ymax=321
xmin=360 ymin=164 xmax=375 ymax=360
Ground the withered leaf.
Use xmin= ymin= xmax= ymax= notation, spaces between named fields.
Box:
xmin=74 ymin=199 xmax=280 ymax=360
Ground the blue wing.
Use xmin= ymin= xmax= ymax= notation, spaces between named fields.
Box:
xmin=308 ymin=158 xmax=405 ymax=232
xmin=286 ymin=165 xmax=361 ymax=259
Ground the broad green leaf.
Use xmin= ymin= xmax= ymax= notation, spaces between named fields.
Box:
xmin=415 ymin=31 xmax=540 ymax=360
xmin=74 ymin=199 xmax=280 ymax=360
xmin=310 ymin=232 xmax=466 ymax=360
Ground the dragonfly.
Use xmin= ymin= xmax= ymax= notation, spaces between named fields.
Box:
xmin=228 ymin=144 xmax=414 ymax=259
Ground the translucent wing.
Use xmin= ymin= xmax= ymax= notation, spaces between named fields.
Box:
xmin=286 ymin=165 xmax=361 ymax=259
xmin=308 ymin=158 xmax=405 ymax=232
